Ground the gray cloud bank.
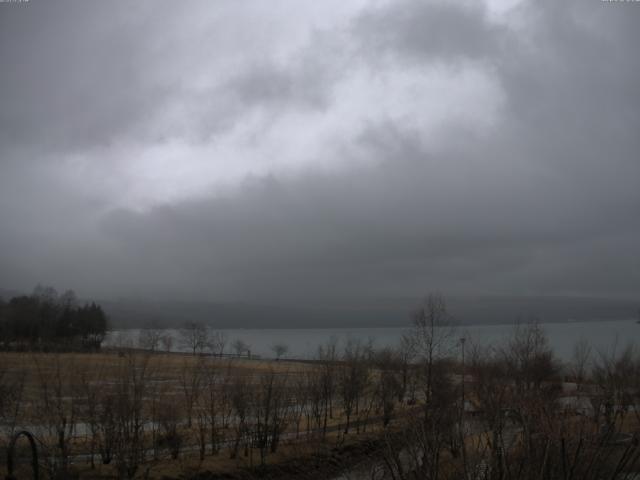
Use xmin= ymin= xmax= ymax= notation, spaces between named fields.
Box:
xmin=0 ymin=0 xmax=639 ymax=306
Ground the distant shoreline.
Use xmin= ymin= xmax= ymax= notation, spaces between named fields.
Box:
xmin=108 ymin=317 xmax=637 ymax=331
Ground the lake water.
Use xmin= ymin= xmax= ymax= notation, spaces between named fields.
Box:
xmin=105 ymin=319 xmax=640 ymax=362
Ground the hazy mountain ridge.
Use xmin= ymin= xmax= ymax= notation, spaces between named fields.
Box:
xmin=3 ymin=287 xmax=637 ymax=329
xmin=101 ymin=295 xmax=640 ymax=329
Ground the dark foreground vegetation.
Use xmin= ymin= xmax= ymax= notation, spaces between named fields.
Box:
xmin=0 ymin=286 xmax=108 ymax=351
xmin=1 ymin=294 xmax=640 ymax=479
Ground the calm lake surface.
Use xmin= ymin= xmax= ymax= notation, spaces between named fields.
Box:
xmin=105 ymin=319 xmax=639 ymax=362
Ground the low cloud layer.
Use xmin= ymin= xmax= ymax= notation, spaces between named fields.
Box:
xmin=1 ymin=0 xmax=639 ymax=302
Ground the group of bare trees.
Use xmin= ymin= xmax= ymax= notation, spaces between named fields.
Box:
xmin=373 ymin=295 xmax=640 ymax=480
xmin=0 ymin=332 xmax=423 ymax=478
xmin=136 ymin=322 xmax=229 ymax=357
xmin=3 ymin=294 xmax=640 ymax=479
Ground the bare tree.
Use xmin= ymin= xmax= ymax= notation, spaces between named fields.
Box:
xmin=180 ymin=356 xmax=204 ymax=427
xmin=160 ymin=333 xmax=174 ymax=353
xmin=208 ymin=330 xmax=227 ymax=356
xmin=502 ymin=321 xmax=559 ymax=393
xmin=317 ymin=337 xmax=339 ymax=436
xmin=378 ymin=363 xmax=458 ymax=480
xmin=138 ymin=323 xmax=163 ymax=352
xmin=229 ymin=374 xmax=250 ymax=459
xmin=96 ymin=391 xmax=118 ymax=465
xmin=31 ymin=354 xmax=79 ymax=478
xmin=468 ymin=343 xmax=513 ymax=478
xmin=411 ymin=293 xmax=456 ymax=407
xmin=570 ymin=337 xmax=593 ymax=386
xmin=396 ymin=335 xmax=416 ymax=403
xmin=180 ymin=322 xmax=209 ymax=355
xmin=271 ymin=342 xmax=289 ymax=360
xmin=592 ymin=343 xmax=637 ymax=431
xmin=195 ymin=406 xmax=208 ymax=462
xmin=372 ymin=348 xmax=402 ymax=427
xmin=375 ymin=295 xmax=460 ymax=480
xmin=291 ymin=373 xmax=309 ymax=439
xmin=501 ymin=322 xmax=561 ymax=463
xmin=0 ymin=363 xmax=26 ymax=458
xmin=113 ymin=352 xmax=151 ymax=479
xmin=219 ymin=362 xmax=236 ymax=431
xmin=79 ymin=362 xmax=107 ymax=469
xmin=339 ymin=338 xmax=370 ymax=434
xmin=198 ymin=361 xmax=222 ymax=456
xmin=232 ymin=338 xmax=250 ymax=357
xmin=253 ymin=368 xmax=291 ymax=465
xmin=304 ymin=368 xmax=326 ymax=438
xmin=157 ymin=396 xmax=183 ymax=460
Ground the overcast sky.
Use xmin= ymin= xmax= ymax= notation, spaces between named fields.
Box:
xmin=0 ymin=0 xmax=639 ymax=302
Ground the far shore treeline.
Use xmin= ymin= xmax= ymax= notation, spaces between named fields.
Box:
xmin=0 ymin=285 xmax=108 ymax=351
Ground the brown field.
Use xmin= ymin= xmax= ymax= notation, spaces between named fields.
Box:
xmin=3 ymin=324 xmax=640 ymax=480
xmin=0 ymin=350 xmax=410 ymax=479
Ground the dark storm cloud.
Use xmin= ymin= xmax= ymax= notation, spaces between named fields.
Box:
xmin=0 ymin=0 xmax=639 ymax=302
xmin=96 ymin=127 xmax=639 ymax=300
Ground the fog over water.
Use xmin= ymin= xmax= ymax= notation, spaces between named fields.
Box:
xmin=106 ymin=319 xmax=639 ymax=361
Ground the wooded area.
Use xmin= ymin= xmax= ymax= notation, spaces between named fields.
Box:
xmin=0 ymin=286 xmax=108 ymax=351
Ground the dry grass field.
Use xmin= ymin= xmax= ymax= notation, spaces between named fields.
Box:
xmin=2 ymin=322 xmax=640 ymax=480
xmin=0 ymin=350 xmax=411 ymax=479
